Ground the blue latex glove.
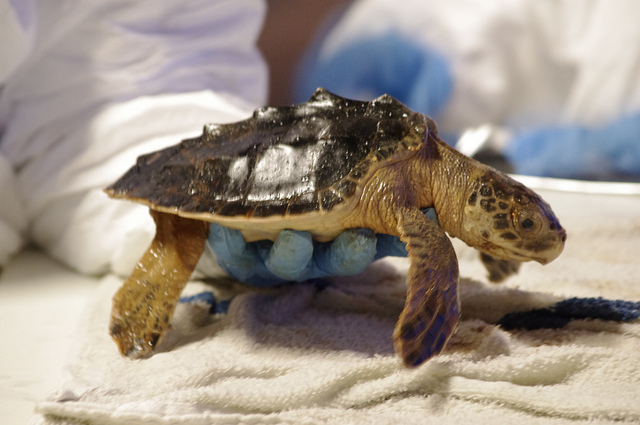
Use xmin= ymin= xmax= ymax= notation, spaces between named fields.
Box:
xmin=505 ymin=110 xmax=640 ymax=179
xmin=207 ymin=208 xmax=439 ymax=287
xmin=295 ymin=31 xmax=452 ymax=118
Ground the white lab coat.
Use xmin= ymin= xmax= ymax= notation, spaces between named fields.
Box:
xmin=312 ymin=0 xmax=640 ymax=135
xmin=0 ymin=0 xmax=267 ymax=274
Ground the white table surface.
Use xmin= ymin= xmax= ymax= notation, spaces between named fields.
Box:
xmin=0 ymin=250 xmax=98 ymax=424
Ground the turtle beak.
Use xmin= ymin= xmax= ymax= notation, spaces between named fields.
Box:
xmin=535 ymin=226 xmax=567 ymax=265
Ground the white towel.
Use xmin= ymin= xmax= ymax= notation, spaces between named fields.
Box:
xmin=31 ymin=187 xmax=640 ymax=424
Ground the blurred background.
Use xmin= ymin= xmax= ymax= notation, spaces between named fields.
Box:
xmin=258 ymin=0 xmax=640 ymax=182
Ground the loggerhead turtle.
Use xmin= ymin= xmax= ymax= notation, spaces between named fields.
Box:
xmin=105 ymin=88 xmax=566 ymax=367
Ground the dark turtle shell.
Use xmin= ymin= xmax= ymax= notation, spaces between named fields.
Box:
xmin=106 ymin=88 xmax=428 ymax=218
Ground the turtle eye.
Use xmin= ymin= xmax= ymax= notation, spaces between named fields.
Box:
xmin=521 ymin=218 xmax=535 ymax=229
xmin=513 ymin=209 xmax=543 ymax=235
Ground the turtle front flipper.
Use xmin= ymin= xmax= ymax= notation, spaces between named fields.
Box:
xmin=110 ymin=210 xmax=209 ymax=358
xmin=393 ymin=208 xmax=460 ymax=367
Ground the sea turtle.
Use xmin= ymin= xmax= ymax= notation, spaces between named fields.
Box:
xmin=105 ymin=88 xmax=566 ymax=367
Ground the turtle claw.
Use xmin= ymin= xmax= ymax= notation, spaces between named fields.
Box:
xmin=109 ymin=313 xmax=162 ymax=359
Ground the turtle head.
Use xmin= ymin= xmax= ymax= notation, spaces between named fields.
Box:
xmin=460 ymin=170 xmax=566 ymax=265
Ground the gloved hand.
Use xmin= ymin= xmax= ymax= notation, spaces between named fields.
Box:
xmin=505 ymin=110 xmax=640 ymax=179
xmin=295 ymin=31 xmax=452 ymax=117
xmin=207 ymin=208 xmax=439 ymax=287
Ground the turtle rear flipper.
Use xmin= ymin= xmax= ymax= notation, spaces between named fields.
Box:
xmin=480 ymin=253 xmax=521 ymax=283
xmin=393 ymin=208 xmax=460 ymax=367
xmin=109 ymin=210 xmax=209 ymax=358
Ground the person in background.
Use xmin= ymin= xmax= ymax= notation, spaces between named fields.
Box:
xmin=294 ymin=0 xmax=640 ymax=182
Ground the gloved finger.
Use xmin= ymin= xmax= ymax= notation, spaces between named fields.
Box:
xmin=374 ymin=208 xmax=439 ymax=259
xmin=207 ymin=223 xmax=286 ymax=286
xmin=313 ymin=228 xmax=377 ymax=276
xmin=261 ymin=230 xmax=314 ymax=281
xmin=207 ymin=222 xmax=251 ymax=264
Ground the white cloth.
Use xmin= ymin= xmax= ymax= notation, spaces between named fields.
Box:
xmin=0 ymin=0 xmax=267 ymax=274
xmin=315 ymin=0 xmax=640 ymax=134
xmin=30 ymin=186 xmax=640 ymax=424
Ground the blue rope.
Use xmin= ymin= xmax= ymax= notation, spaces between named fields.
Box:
xmin=499 ymin=297 xmax=640 ymax=330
